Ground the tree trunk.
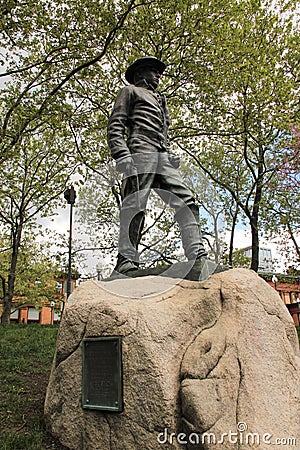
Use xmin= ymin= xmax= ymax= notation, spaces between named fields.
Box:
xmin=250 ymin=217 xmax=259 ymax=272
xmin=287 ymin=222 xmax=300 ymax=260
xmin=228 ymin=205 xmax=239 ymax=267
xmin=249 ymin=145 xmax=264 ymax=272
xmin=1 ymin=225 xmax=22 ymax=324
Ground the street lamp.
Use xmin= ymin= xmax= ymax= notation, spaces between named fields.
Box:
xmin=64 ymin=185 xmax=76 ymax=300
xmin=50 ymin=301 xmax=55 ymax=325
xmin=272 ymin=274 xmax=278 ymax=291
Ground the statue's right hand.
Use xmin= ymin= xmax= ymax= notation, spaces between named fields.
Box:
xmin=115 ymin=155 xmax=136 ymax=175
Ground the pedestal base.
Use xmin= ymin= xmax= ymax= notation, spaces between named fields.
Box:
xmin=45 ymin=269 xmax=300 ymax=450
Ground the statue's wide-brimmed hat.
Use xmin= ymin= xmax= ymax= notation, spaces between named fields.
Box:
xmin=125 ymin=56 xmax=166 ymax=84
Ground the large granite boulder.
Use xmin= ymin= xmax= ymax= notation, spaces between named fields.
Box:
xmin=44 ymin=269 xmax=300 ymax=450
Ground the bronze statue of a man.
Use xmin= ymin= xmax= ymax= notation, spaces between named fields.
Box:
xmin=107 ymin=56 xmax=208 ymax=274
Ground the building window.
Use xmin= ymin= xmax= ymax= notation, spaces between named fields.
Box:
xmin=27 ymin=307 xmax=40 ymax=322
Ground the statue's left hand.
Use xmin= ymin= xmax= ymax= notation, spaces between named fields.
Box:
xmin=116 ymin=155 xmax=136 ymax=175
xmin=168 ymin=152 xmax=180 ymax=169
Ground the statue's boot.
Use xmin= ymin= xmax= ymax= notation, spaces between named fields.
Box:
xmin=113 ymin=210 xmax=145 ymax=274
xmin=175 ymin=204 xmax=231 ymax=280
xmin=175 ymin=204 xmax=208 ymax=261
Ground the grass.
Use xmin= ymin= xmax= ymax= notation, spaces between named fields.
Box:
xmin=0 ymin=323 xmax=67 ymax=450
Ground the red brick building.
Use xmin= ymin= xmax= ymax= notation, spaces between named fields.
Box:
xmin=261 ymin=273 xmax=300 ymax=326
xmin=2 ymin=277 xmax=78 ymax=325
xmin=10 ymin=303 xmax=60 ymax=324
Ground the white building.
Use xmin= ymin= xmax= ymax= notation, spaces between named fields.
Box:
xmin=242 ymin=246 xmax=273 ymax=272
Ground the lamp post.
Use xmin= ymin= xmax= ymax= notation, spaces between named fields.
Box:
xmin=64 ymin=185 xmax=76 ymax=300
xmin=50 ymin=301 xmax=55 ymax=325
xmin=272 ymin=274 xmax=278 ymax=291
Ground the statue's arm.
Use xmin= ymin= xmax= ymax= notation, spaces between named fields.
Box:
xmin=107 ymin=86 xmax=133 ymax=160
xmin=163 ymin=98 xmax=180 ymax=169
xmin=107 ymin=86 xmax=136 ymax=174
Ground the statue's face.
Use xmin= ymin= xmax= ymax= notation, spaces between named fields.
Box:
xmin=138 ymin=66 xmax=161 ymax=88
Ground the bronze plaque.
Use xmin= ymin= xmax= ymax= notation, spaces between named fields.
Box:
xmin=82 ymin=336 xmax=123 ymax=411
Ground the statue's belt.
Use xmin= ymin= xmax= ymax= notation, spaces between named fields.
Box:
xmin=129 ymin=129 xmax=168 ymax=151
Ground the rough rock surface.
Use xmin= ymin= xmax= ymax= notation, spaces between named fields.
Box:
xmin=44 ymin=269 xmax=300 ymax=450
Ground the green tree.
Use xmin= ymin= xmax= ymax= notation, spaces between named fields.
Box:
xmin=0 ymin=234 xmax=60 ymax=317
xmin=0 ymin=0 xmax=147 ymax=321
xmin=0 ymin=132 xmax=78 ymax=323
xmin=1 ymin=0 xmax=299 ymax=282
xmin=262 ymin=128 xmax=300 ymax=267
xmin=0 ymin=0 xmax=141 ymax=162
xmin=168 ymin=0 xmax=300 ymax=271
xmin=222 ymin=247 xmax=252 ymax=269
xmin=91 ymin=0 xmax=299 ymax=271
